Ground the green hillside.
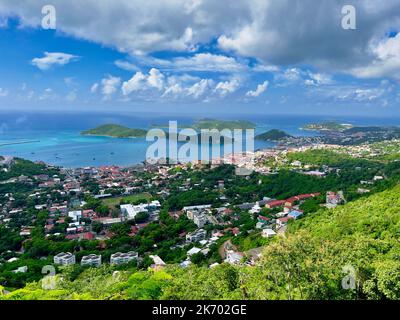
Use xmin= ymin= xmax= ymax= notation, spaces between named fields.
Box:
xmin=302 ymin=121 xmax=353 ymax=131
xmin=255 ymin=129 xmax=292 ymax=141
xmin=81 ymin=124 xmax=147 ymax=138
xmin=2 ymin=184 xmax=400 ymax=300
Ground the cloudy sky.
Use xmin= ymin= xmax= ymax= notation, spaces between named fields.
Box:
xmin=0 ymin=0 xmax=399 ymax=116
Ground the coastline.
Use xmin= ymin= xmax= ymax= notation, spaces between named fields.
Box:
xmin=81 ymin=133 xmax=145 ymax=139
xmin=0 ymin=140 xmax=40 ymax=147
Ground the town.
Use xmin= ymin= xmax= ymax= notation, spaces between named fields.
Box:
xmin=1 ymin=135 xmax=399 ymax=290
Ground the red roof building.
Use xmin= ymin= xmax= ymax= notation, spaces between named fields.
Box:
xmin=83 ymin=232 xmax=94 ymax=240
xmin=265 ymin=200 xmax=286 ymax=209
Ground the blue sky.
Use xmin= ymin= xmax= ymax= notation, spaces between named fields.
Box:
xmin=0 ymin=0 xmax=399 ymax=116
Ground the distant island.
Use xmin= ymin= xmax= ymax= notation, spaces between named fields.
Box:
xmin=81 ymin=123 xmax=234 ymax=143
xmin=81 ymin=124 xmax=147 ymax=138
xmin=152 ymin=119 xmax=256 ymax=131
xmin=255 ymin=129 xmax=292 ymax=141
xmin=302 ymin=121 xmax=353 ymax=132
xmin=192 ymin=119 xmax=256 ymax=130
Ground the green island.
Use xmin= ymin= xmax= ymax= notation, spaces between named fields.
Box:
xmin=302 ymin=121 xmax=353 ymax=132
xmin=152 ymin=119 xmax=256 ymax=131
xmin=255 ymin=129 xmax=292 ymax=141
xmin=191 ymin=119 xmax=256 ymax=130
xmin=81 ymin=124 xmax=147 ymax=138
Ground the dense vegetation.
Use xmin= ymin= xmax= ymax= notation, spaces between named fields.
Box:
xmin=191 ymin=119 xmax=256 ymax=130
xmin=3 ymin=184 xmax=400 ymax=300
xmin=0 ymin=158 xmax=59 ymax=181
xmin=255 ymin=129 xmax=292 ymax=141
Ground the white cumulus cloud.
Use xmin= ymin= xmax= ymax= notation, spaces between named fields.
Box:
xmin=215 ymin=78 xmax=240 ymax=96
xmin=31 ymin=52 xmax=79 ymax=70
xmin=101 ymin=75 xmax=121 ymax=100
xmin=246 ymin=81 xmax=268 ymax=97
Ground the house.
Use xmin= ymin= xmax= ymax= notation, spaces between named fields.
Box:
xmin=258 ymin=215 xmax=270 ymax=224
xmin=19 ymin=227 xmax=33 ymax=236
xmin=187 ymin=247 xmax=202 ymax=257
xmin=303 ymin=171 xmax=326 ymax=177
xmin=110 ymin=252 xmax=138 ymax=265
xmin=180 ymin=260 xmax=192 ymax=268
xmin=54 ymin=252 xmax=76 ymax=266
xmin=149 ymin=255 xmax=166 ymax=268
xmin=148 ymin=200 xmax=161 ymax=209
xmin=81 ymin=254 xmax=102 ymax=267
xmin=224 ymin=250 xmax=244 ymax=265
xmin=262 ymin=228 xmax=277 ymax=238
xmin=288 ymin=210 xmax=304 ymax=220
xmin=326 ymin=191 xmax=346 ymax=208
xmin=277 ymin=217 xmax=293 ymax=228
xmin=232 ymin=227 xmax=240 ymax=236
xmin=83 ymin=232 xmax=95 ymax=240
xmin=13 ymin=266 xmax=28 ymax=273
xmin=249 ymin=202 xmax=262 ymax=214
xmin=291 ymin=160 xmax=302 ymax=167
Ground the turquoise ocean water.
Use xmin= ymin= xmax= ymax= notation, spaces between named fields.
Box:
xmin=0 ymin=112 xmax=399 ymax=168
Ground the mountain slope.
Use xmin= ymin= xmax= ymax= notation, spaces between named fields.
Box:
xmin=2 ymin=185 xmax=400 ymax=300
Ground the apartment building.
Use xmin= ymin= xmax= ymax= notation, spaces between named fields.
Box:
xmin=81 ymin=254 xmax=102 ymax=267
xmin=110 ymin=251 xmax=138 ymax=265
xmin=53 ymin=252 xmax=76 ymax=266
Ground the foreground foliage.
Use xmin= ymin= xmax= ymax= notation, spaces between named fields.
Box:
xmin=2 ymin=184 xmax=400 ymax=300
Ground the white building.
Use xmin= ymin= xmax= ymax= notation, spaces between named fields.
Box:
xmin=187 ymin=247 xmax=202 ymax=257
xmin=54 ymin=252 xmax=76 ymax=265
xmin=110 ymin=251 xmax=138 ymax=265
xmin=148 ymin=200 xmax=161 ymax=209
xmin=249 ymin=202 xmax=262 ymax=214
xmin=262 ymin=228 xmax=277 ymax=238
xmin=81 ymin=254 xmax=102 ymax=267
xmin=13 ymin=266 xmax=28 ymax=273
xmin=180 ymin=260 xmax=191 ymax=268
xmin=68 ymin=210 xmax=82 ymax=222
xmin=120 ymin=204 xmax=148 ymax=220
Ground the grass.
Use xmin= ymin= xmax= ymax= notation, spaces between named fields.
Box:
xmin=102 ymin=193 xmax=152 ymax=208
